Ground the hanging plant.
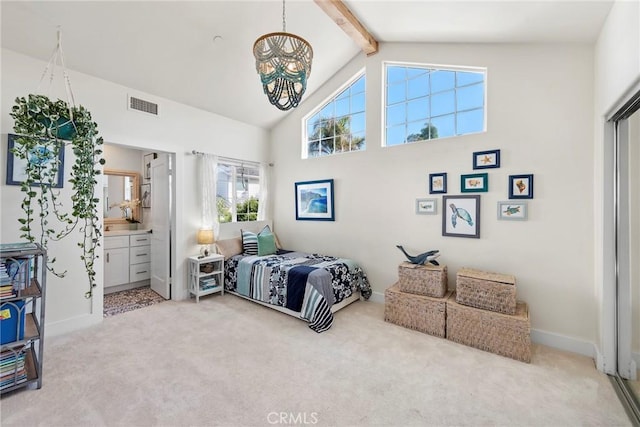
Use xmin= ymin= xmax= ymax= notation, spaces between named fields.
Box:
xmin=10 ymin=94 xmax=105 ymax=298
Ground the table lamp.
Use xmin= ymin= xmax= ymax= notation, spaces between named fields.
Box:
xmin=197 ymin=228 xmax=215 ymax=256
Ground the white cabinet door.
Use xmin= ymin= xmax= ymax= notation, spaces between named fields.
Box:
xmin=105 ymin=247 xmax=130 ymax=288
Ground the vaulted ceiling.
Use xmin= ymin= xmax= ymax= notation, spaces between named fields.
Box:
xmin=1 ymin=1 xmax=614 ymax=129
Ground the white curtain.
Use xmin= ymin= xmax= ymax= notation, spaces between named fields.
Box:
xmin=257 ymin=162 xmax=269 ymax=221
xmin=200 ymin=154 xmax=219 ymax=239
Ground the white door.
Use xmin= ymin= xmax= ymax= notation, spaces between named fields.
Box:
xmin=150 ymin=154 xmax=171 ymax=299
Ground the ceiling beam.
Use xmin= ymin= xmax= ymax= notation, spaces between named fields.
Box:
xmin=314 ymin=0 xmax=379 ymax=56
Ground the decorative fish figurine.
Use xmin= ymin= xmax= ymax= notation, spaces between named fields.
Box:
xmin=503 ymin=206 xmax=521 ymax=215
xmin=449 ymin=203 xmax=473 ymax=228
xmin=396 ymin=245 xmax=440 ymax=266
xmin=516 ymin=180 xmax=526 ymax=194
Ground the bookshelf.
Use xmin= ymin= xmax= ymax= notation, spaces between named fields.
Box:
xmin=187 ymin=254 xmax=224 ymax=303
xmin=0 ymin=242 xmax=46 ymax=394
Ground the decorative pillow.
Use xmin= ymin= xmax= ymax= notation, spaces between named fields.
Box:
xmin=257 ymin=231 xmax=277 ymax=256
xmin=241 ymin=229 xmax=259 ymax=255
xmin=214 ymin=237 xmax=243 ymax=259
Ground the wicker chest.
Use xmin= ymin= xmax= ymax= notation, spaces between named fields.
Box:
xmin=446 ymin=293 xmax=531 ymax=363
xmin=456 ymin=267 xmax=516 ymax=314
xmin=398 ymin=262 xmax=448 ymax=298
xmin=385 ymin=283 xmax=450 ymax=337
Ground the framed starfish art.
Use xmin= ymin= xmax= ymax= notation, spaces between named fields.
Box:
xmin=472 ymin=149 xmax=500 ymax=169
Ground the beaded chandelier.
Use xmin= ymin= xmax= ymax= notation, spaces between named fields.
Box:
xmin=253 ymin=0 xmax=313 ymax=111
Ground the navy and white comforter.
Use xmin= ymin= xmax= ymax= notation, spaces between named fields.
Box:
xmin=224 ymin=251 xmax=371 ymax=332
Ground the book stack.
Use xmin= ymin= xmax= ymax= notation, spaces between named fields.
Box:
xmin=0 ymin=263 xmax=16 ymax=300
xmin=199 ymin=277 xmax=219 ymax=290
xmin=0 ymin=350 xmax=27 ymax=390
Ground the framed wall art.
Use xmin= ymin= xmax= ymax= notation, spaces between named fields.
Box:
xmin=143 ymin=152 xmax=157 ymax=180
xmin=497 ymin=201 xmax=527 ymax=221
xmin=461 ymin=173 xmax=488 ymax=193
xmin=141 ymin=183 xmax=151 ymax=208
xmin=473 ymin=149 xmax=500 ymax=169
xmin=416 ymin=198 xmax=437 ymax=215
xmin=442 ymin=195 xmax=480 ymax=238
xmin=508 ymin=174 xmax=534 ymax=199
xmin=6 ymin=133 xmax=65 ymax=188
xmin=429 ymin=172 xmax=447 ymax=194
xmin=295 ymin=179 xmax=334 ymax=221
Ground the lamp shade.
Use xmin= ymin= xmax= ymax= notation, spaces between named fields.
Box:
xmin=197 ymin=229 xmax=215 ymax=245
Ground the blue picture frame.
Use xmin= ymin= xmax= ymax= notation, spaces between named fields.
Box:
xmin=473 ymin=149 xmax=501 ymax=169
xmin=461 ymin=173 xmax=489 ymax=193
xmin=508 ymin=174 xmax=534 ymax=199
xmin=6 ymin=134 xmax=65 ymax=188
xmin=295 ymin=179 xmax=335 ymax=221
xmin=429 ymin=172 xmax=447 ymax=194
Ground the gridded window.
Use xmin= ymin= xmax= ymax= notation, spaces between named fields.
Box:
xmin=216 ymin=163 xmax=260 ymax=223
xmin=304 ymin=72 xmax=366 ymax=158
xmin=384 ymin=64 xmax=486 ymax=146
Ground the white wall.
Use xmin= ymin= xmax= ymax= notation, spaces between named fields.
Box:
xmin=1 ymin=48 xmax=269 ymax=335
xmin=593 ymin=0 xmax=640 ymax=372
xmin=270 ymin=42 xmax=597 ymax=348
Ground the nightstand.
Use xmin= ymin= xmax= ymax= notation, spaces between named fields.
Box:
xmin=187 ymin=253 xmax=224 ymax=302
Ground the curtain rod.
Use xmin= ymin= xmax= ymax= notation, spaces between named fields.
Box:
xmin=191 ymin=150 xmax=273 ymax=167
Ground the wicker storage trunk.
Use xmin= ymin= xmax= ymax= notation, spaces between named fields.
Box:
xmin=456 ymin=267 xmax=516 ymax=314
xmin=446 ymin=293 xmax=531 ymax=363
xmin=385 ymin=283 xmax=450 ymax=337
xmin=398 ymin=262 xmax=448 ymax=298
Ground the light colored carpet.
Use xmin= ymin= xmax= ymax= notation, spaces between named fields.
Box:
xmin=0 ymin=295 xmax=632 ymax=426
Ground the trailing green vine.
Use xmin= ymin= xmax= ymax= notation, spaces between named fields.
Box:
xmin=10 ymin=94 xmax=105 ymax=298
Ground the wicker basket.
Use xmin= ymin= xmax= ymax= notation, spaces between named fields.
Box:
xmin=398 ymin=262 xmax=448 ymax=298
xmin=446 ymin=293 xmax=531 ymax=363
xmin=456 ymin=267 xmax=516 ymax=314
xmin=384 ymin=283 xmax=450 ymax=337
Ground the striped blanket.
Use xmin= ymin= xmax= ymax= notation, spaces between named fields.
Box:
xmin=225 ymin=251 xmax=371 ymax=332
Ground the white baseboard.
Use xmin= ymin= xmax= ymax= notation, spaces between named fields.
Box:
xmin=46 ymin=312 xmax=102 ymax=337
xmin=374 ymin=289 xmax=596 ymax=359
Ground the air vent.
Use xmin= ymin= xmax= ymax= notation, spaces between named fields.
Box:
xmin=128 ymin=96 xmax=158 ymax=116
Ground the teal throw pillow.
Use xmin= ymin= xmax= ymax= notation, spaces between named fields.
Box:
xmin=257 ymin=231 xmax=277 ymax=256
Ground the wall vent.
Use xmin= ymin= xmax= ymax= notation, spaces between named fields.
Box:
xmin=128 ymin=96 xmax=159 ymax=116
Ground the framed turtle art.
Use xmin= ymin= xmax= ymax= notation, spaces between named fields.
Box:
xmin=442 ymin=195 xmax=480 ymax=238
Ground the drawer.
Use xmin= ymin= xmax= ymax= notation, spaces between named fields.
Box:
xmin=130 ymin=245 xmax=150 ymax=265
xmin=104 ymin=235 xmax=130 ymax=249
xmin=130 ymin=262 xmax=150 ymax=282
xmin=130 ymin=234 xmax=151 ymax=247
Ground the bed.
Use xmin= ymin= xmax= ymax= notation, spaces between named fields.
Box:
xmin=215 ymin=227 xmax=371 ymax=333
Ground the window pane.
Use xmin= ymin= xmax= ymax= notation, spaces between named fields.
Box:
xmin=406 ymin=120 xmax=426 ymax=142
xmin=335 ymin=97 xmax=350 ymax=117
xmin=351 ymin=92 xmax=365 ymax=113
xmin=457 ymin=71 xmax=484 ymax=86
xmin=431 ymin=70 xmax=455 ymax=92
xmin=407 ymin=97 xmax=429 ymax=122
xmin=386 ymin=125 xmax=406 ymax=146
xmin=407 ymin=67 xmax=428 ymax=79
xmin=320 ymin=102 xmax=333 ymax=118
xmin=350 ymin=112 xmax=365 ymax=134
xmin=457 ymin=83 xmax=484 ymax=111
xmin=431 ymin=114 xmax=455 ymax=138
xmin=387 ymin=66 xmax=406 ymax=83
xmin=457 ymin=108 xmax=484 ymax=134
xmin=336 ymin=87 xmax=349 ymax=100
xmin=386 ymin=103 xmax=406 ymax=127
xmin=387 ymin=82 xmax=405 ymax=105
xmin=352 ymin=131 xmax=365 ymax=151
xmin=431 ymin=91 xmax=455 ymax=116
xmin=351 ymin=75 xmax=365 ymax=94
xmin=408 ymin=74 xmax=429 ymax=99
xmin=319 ymin=120 xmax=334 ymax=138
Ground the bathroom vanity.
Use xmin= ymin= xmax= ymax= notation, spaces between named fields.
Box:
xmin=104 ymin=230 xmax=151 ymax=294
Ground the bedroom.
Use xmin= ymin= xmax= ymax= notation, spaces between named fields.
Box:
xmin=0 ymin=0 xmax=639 ymax=425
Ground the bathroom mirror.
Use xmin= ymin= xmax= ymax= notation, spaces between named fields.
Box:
xmin=103 ymin=169 xmax=141 ymax=225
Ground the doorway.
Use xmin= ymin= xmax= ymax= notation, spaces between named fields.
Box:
xmin=608 ymin=87 xmax=640 ymax=422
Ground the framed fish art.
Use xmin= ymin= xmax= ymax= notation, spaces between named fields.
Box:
xmin=442 ymin=195 xmax=480 ymax=238
xmin=508 ymin=174 xmax=534 ymax=199
xmin=461 ymin=173 xmax=488 ymax=192
xmin=497 ymin=201 xmax=528 ymax=221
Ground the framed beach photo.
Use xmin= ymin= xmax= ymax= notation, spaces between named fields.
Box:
xmin=6 ymin=133 xmax=65 ymax=188
xmin=497 ymin=201 xmax=528 ymax=221
xmin=295 ymin=179 xmax=335 ymax=221
xmin=429 ymin=172 xmax=447 ymax=194
xmin=442 ymin=195 xmax=480 ymax=238
xmin=473 ymin=149 xmax=501 ymax=169
xmin=416 ymin=198 xmax=437 ymax=215
xmin=508 ymin=174 xmax=534 ymax=199
xmin=461 ymin=173 xmax=488 ymax=193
